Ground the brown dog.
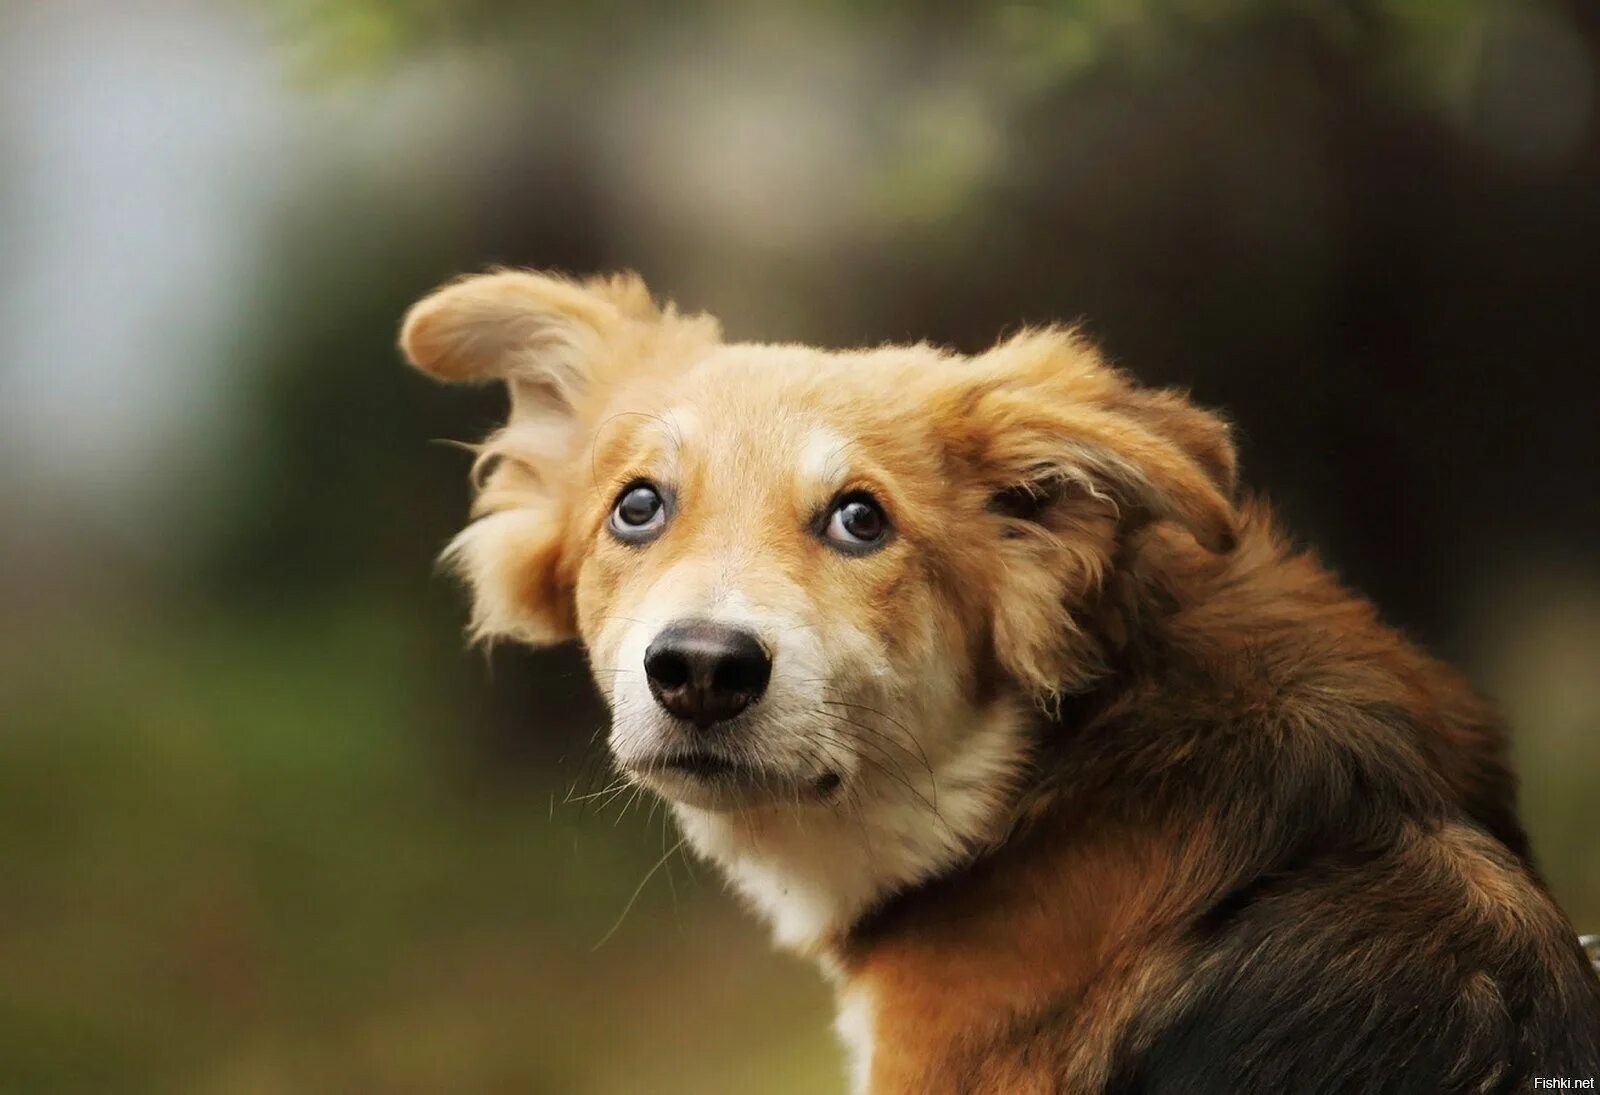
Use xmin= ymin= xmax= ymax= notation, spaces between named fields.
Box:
xmin=401 ymin=269 xmax=1600 ymax=1092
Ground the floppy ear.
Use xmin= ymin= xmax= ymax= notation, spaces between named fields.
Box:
xmin=966 ymin=329 xmax=1237 ymax=553
xmin=400 ymin=268 xmax=658 ymax=438
xmin=950 ymin=329 xmax=1238 ymax=697
xmin=400 ymin=269 xmax=716 ymax=646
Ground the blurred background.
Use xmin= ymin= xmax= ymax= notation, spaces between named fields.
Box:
xmin=2 ymin=0 xmax=1597 ymax=1090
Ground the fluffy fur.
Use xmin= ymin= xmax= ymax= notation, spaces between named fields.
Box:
xmin=401 ymin=269 xmax=1600 ymax=1092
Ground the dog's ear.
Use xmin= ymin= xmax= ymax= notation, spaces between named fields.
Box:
xmin=401 ymin=269 xmax=718 ymax=647
xmin=963 ymin=328 xmax=1238 ymax=553
xmin=401 ymin=268 xmax=660 ymax=432
xmin=944 ymin=329 xmax=1238 ymax=697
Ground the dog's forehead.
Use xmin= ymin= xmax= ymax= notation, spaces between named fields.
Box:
xmin=686 ymin=343 xmax=867 ymax=404
xmin=587 ymin=342 xmax=963 ymax=517
xmin=643 ymin=345 xmax=897 ymax=463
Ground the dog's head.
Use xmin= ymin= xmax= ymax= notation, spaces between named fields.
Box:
xmin=402 ymin=270 xmax=1236 ymax=817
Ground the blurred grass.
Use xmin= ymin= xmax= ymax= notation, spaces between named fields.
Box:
xmin=0 ymin=598 xmax=836 ymax=1093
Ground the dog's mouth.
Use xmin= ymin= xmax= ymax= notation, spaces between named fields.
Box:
xmin=656 ymin=750 xmax=740 ymax=780
xmin=622 ymin=747 xmax=841 ymax=809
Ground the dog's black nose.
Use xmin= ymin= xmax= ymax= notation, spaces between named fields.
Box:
xmin=643 ymin=621 xmax=772 ymax=727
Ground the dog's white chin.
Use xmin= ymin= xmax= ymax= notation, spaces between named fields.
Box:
xmin=666 ymin=698 xmax=1034 ymax=955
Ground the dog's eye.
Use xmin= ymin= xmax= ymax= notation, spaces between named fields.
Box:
xmin=609 ymin=482 xmax=667 ymax=541
xmin=824 ymin=493 xmax=888 ymax=552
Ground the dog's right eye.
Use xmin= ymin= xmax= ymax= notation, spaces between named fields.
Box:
xmin=609 ymin=482 xmax=667 ymax=542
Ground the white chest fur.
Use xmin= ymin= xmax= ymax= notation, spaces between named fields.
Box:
xmin=833 ymin=985 xmax=876 ymax=1094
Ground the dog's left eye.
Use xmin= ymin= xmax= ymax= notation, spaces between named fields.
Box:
xmin=824 ymin=493 xmax=889 ymax=551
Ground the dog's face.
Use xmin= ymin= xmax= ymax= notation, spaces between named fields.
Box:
xmin=565 ymin=348 xmax=983 ymax=811
xmin=401 ymin=271 xmax=1237 ymax=822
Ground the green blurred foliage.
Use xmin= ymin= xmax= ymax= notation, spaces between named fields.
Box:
xmin=1 ymin=599 xmax=836 ymax=1092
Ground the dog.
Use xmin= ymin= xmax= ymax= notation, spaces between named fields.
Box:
xmin=400 ymin=269 xmax=1600 ymax=1092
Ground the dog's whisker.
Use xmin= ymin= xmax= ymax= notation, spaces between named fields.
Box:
xmin=815 ymin=709 xmax=938 ymax=790
xmin=590 ymin=835 xmax=689 ymax=952
xmin=804 ymin=724 xmax=938 ymax=818
xmin=564 ymin=776 xmax=631 ymax=804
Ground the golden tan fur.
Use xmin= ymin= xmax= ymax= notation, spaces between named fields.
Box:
xmin=401 ymin=269 xmax=1600 ymax=1092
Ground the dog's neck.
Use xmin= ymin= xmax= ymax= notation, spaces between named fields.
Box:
xmin=667 ymin=683 xmax=1141 ymax=1095
xmin=669 ymin=697 xmax=1036 ymax=956
xmin=663 ymin=538 xmax=1188 ymax=1092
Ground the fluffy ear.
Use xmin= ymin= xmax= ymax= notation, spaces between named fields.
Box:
xmin=440 ymin=497 xmax=575 ymax=647
xmin=400 ymin=269 xmax=717 ymax=647
xmin=401 ymin=268 xmax=651 ymax=424
xmin=947 ymin=329 xmax=1238 ymax=697
xmin=965 ymin=329 xmax=1238 ymax=553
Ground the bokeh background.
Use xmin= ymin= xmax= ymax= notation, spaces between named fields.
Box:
xmin=3 ymin=1 xmax=1598 ymax=1090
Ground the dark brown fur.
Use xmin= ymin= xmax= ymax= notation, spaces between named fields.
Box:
xmin=841 ymin=506 xmax=1599 ymax=1093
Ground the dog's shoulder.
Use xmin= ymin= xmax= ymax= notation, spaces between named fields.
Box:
xmin=992 ymin=516 xmax=1600 ymax=1091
